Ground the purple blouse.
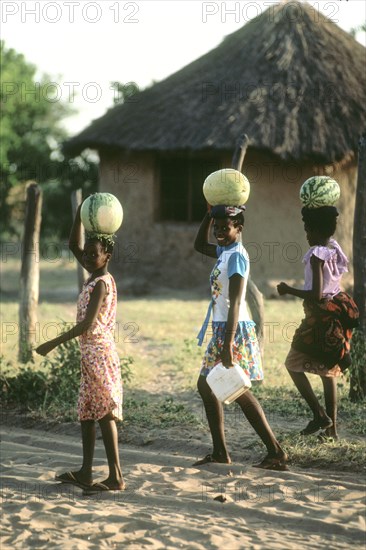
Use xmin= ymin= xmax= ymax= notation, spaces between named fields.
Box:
xmin=303 ymin=239 xmax=348 ymax=298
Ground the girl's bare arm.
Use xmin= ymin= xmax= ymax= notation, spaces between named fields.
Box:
xmin=68 ymin=204 xmax=85 ymax=267
xmin=194 ymin=212 xmax=217 ymax=258
xmin=35 ymin=281 xmax=107 ymax=355
xmin=277 ymin=256 xmax=324 ymax=301
xmin=221 ymin=274 xmax=244 ymax=366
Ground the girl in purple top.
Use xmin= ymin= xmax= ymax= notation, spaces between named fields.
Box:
xmin=277 ymin=206 xmax=358 ymax=441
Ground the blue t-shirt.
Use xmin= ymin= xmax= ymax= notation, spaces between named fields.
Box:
xmin=211 ymin=242 xmax=250 ymax=322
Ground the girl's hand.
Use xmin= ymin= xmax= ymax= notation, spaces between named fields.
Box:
xmin=35 ymin=341 xmax=57 ymax=356
xmin=277 ymin=282 xmax=290 ymax=296
xmin=221 ymin=345 xmax=234 ymax=368
xmin=206 ymin=202 xmax=212 ymax=214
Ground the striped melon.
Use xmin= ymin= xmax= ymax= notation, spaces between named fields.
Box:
xmin=300 ymin=176 xmax=340 ymax=208
xmin=203 ymin=169 xmax=250 ymax=206
xmin=80 ymin=193 xmax=123 ymax=234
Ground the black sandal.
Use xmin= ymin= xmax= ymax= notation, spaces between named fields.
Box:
xmin=300 ymin=417 xmax=333 ymax=435
xmin=253 ymin=457 xmax=289 ymax=471
xmin=55 ymin=471 xmax=92 ymax=490
xmin=192 ymin=454 xmax=231 ymax=466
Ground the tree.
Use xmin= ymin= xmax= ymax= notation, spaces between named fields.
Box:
xmin=110 ymin=81 xmax=140 ymax=105
xmin=0 ymin=41 xmax=98 ymax=239
xmin=350 ymin=23 xmax=366 ymax=39
xmin=349 ymin=132 xmax=366 ymax=401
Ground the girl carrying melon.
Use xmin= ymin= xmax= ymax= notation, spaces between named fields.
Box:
xmin=36 ymin=200 xmax=124 ymax=494
xmin=193 ymin=170 xmax=288 ymax=470
xmin=277 ymin=178 xmax=359 ymax=441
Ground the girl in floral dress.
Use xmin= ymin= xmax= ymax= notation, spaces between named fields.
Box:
xmin=36 ymin=204 xmax=124 ymax=494
xmin=194 ymin=205 xmax=287 ymax=470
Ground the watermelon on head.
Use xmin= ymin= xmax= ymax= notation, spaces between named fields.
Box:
xmin=203 ymin=168 xmax=250 ymax=207
xmin=80 ymin=193 xmax=123 ymax=234
xmin=300 ymin=176 xmax=340 ymax=208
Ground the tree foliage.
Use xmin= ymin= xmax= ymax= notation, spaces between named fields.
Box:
xmin=0 ymin=41 xmax=98 ymax=239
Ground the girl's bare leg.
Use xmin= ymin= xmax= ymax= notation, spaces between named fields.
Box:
xmin=236 ymin=390 xmax=286 ymax=459
xmin=98 ymin=413 xmax=124 ymax=489
xmin=287 ymin=370 xmax=330 ymax=420
xmin=197 ymin=375 xmax=231 ymax=462
xmin=79 ymin=420 xmax=96 ymax=484
xmin=321 ymin=376 xmax=338 ymax=438
xmin=58 ymin=420 xmax=95 ymax=486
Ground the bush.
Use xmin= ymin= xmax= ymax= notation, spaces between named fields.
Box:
xmin=0 ymin=331 xmax=134 ymax=419
xmin=0 ymin=358 xmax=48 ymax=409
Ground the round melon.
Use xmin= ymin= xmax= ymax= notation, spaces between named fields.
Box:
xmin=300 ymin=176 xmax=340 ymax=208
xmin=203 ymin=169 xmax=250 ymax=206
xmin=80 ymin=193 xmax=123 ymax=234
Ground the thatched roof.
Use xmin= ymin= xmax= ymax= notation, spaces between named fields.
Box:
xmin=64 ymin=0 xmax=366 ymax=164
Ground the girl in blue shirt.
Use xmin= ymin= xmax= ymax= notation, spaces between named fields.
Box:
xmin=194 ymin=205 xmax=287 ymax=471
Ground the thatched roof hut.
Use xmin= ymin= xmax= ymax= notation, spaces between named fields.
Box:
xmin=65 ymin=0 xmax=366 ymax=294
xmin=65 ymin=1 xmax=365 ymax=162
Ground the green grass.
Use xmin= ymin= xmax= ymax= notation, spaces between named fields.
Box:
xmin=1 ymin=255 xmax=365 ymax=472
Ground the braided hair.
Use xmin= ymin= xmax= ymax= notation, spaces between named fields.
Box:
xmin=85 ymin=232 xmax=115 ymax=254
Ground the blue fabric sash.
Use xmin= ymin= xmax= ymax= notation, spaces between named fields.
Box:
xmin=197 ymin=299 xmax=214 ymax=347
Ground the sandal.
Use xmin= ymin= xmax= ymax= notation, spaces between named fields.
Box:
xmin=83 ymin=481 xmax=126 ymax=495
xmin=300 ymin=416 xmax=333 ymax=435
xmin=193 ymin=454 xmax=231 ymax=466
xmin=55 ymin=471 xmax=92 ymax=490
xmin=253 ymin=457 xmax=289 ymax=472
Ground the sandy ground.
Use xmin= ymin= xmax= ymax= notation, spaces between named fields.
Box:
xmin=1 ymin=422 xmax=365 ymax=550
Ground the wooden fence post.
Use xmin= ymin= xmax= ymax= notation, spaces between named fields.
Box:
xmin=19 ymin=182 xmax=42 ymax=363
xmin=231 ymin=134 xmax=265 ymax=355
xmin=71 ymin=189 xmax=87 ymax=292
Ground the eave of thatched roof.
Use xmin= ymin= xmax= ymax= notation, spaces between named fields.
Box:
xmin=64 ymin=0 xmax=366 ymax=164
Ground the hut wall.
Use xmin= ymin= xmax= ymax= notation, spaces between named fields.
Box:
xmin=99 ymin=150 xmax=356 ymax=295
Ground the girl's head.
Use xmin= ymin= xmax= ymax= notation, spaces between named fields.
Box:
xmin=301 ymin=206 xmax=338 ymax=245
xmin=210 ymin=205 xmax=245 ymax=246
xmin=83 ymin=235 xmax=114 ymax=272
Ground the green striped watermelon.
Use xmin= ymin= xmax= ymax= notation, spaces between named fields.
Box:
xmin=80 ymin=193 xmax=123 ymax=234
xmin=300 ymin=176 xmax=340 ymax=208
xmin=203 ymin=168 xmax=250 ymax=206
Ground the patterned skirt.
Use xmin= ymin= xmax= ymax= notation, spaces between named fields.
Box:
xmin=285 ymin=347 xmax=342 ymax=378
xmin=290 ymin=292 xmax=359 ymax=373
xmin=200 ymin=321 xmax=263 ymax=380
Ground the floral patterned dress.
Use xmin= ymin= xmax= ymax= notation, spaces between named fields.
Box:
xmin=76 ymin=273 xmax=123 ymax=421
xmin=199 ymin=242 xmax=263 ymax=381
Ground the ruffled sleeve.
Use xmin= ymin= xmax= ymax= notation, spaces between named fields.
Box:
xmin=303 ymin=239 xmax=348 ymax=273
xmin=329 ymin=239 xmax=349 ymax=274
xmin=303 ymin=245 xmax=334 ymax=263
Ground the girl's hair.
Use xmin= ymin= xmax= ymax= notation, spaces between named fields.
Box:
xmin=86 ymin=235 xmax=115 ymax=254
xmin=210 ymin=205 xmax=245 ymax=227
xmin=230 ymin=212 xmax=244 ymax=227
xmin=301 ymin=206 xmax=338 ymax=238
